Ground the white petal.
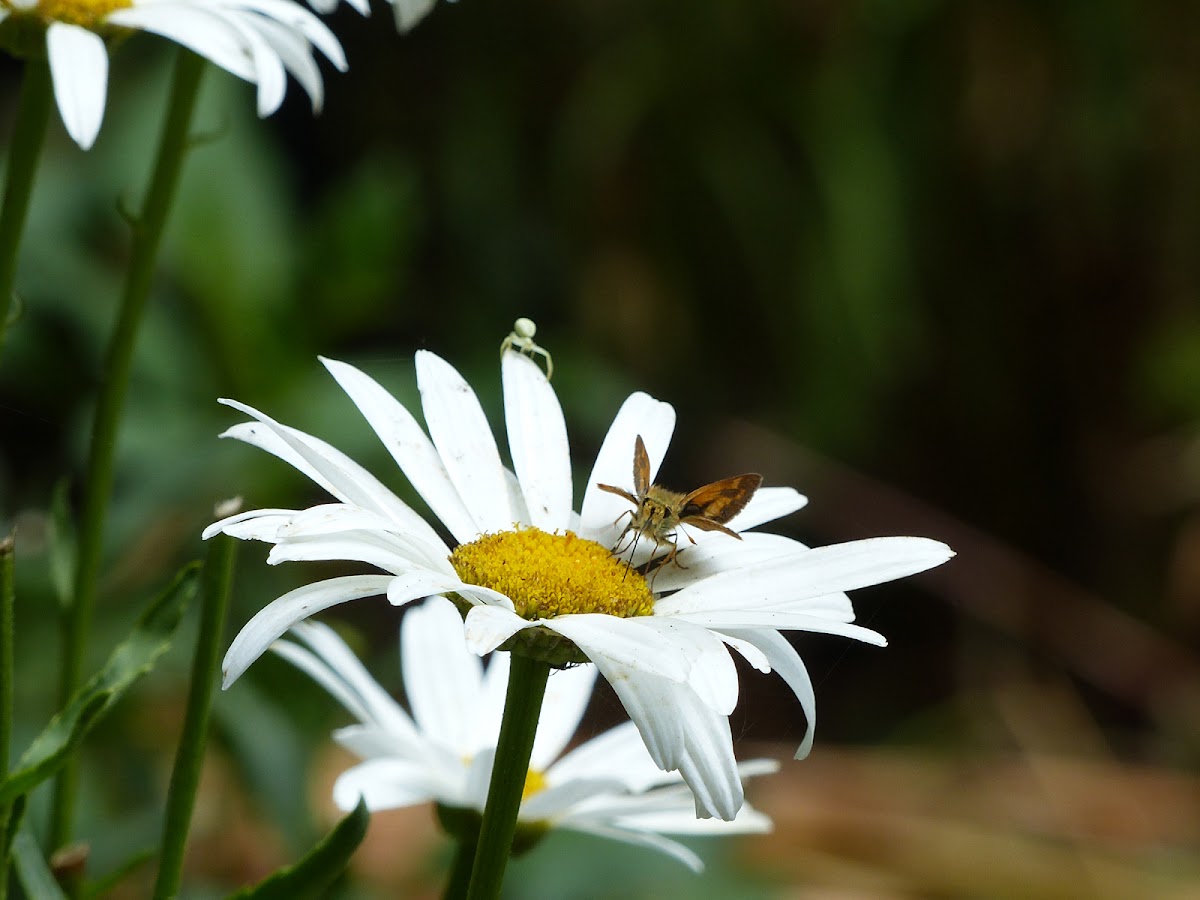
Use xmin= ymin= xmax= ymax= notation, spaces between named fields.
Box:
xmin=110 ymin=5 xmax=256 ymax=82
xmin=219 ymin=406 xmax=445 ymax=550
xmin=286 ymin=620 xmax=417 ymax=736
xmin=245 ymin=15 xmax=324 ymax=112
xmin=585 ymin=663 xmax=740 ymax=820
xmin=202 ymin=507 xmax=297 ymax=541
xmin=519 ymin=776 xmax=628 ymax=821
xmin=723 ymin=486 xmax=808 ymax=532
xmin=333 ymin=723 xmax=444 ymax=777
xmin=503 ymin=467 xmax=530 ymax=526
xmin=462 ymin=604 xmax=534 ymax=655
xmin=332 ymin=758 xmax=440 ymax=811
xmin=502 ymin=352 xmax=572 ymax=532
xmin=649 ymin=532 xmax=808 ymax=594
xmin=385 ymin=569 xmax=464 ymax=609
xmin=657 ymin=536 xmax=954 ymax=617
xmin=720 ymin=628 xmax=817 ymax=759
xmin=568 ymin=616 xmax=737 ymax=714
xmin=331 ymin=0 xmax=369 ymax=15
xmin=320 ymin=357 xmax=481 ymax=545
xmin=613 ymin=797 xmax=774 ymax=835
xmin=462 ymin=748 xmax=495 ymax=811
xmin=475 ymin=652 xmax=510 ymax=751
xmin=677 ymin=610 xmax=886 ymax=645
xmin=578 ymin=392 xmax=676 ymax=545
xmin=47 ymin=24 xmax=107 ymax=150
xmin=548 ymin=720 xmax=667 ymax=793
xmin=566 ymin=775 xmax=773 ymax=832
xmin=530 ymin=663 xmax=596 ymax=770
xmin=222 ymin=0 xmax=346 ymax=69
xmin=584 ymin=660 xmax=683 ymax=771
xmin=554 ymin=820 xmax=705 ymax=873
xmin=392 ymin=0 xmax=438 ymax=32
xmin=415 ymin=351 xmax=516 ymax=533
xmin=715 ymin=633 xmax=770 ymax=673
xmin=222 ymin=574 xmax=392 ymax=687
xmin=270 ymin=638 xmax=374 ymax=724
xmin=671 ymin=689 xmax=741 ymax=820
xmin=544 ymin=616 xmax=699 ymax=686
xmin=402 ymin=597 xmax=486 ymax=756
xmin=279 ymin=504 xmax=452 ymax=571
xmin=267 ymin=531 xmax=423 ymax=574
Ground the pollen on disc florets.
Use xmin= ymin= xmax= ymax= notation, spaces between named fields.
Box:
xmin=35 ymin=0 xmax=129 ymax=28
xmin=450 ymin=527 xmax=655 ymax=622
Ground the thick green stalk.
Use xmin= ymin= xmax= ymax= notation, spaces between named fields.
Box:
xmin=153 ymin=530 xmax=236 ymax=899
xmin=465 ymin=654 xmax=550 ymax=900
xmin=0 ymin=59 xmax=52 ymax=356
xmin=49 ymin=49 xmax=207 ymax=851
xmin=0 ymin=532 xmax=14 ymax=900
xmin=442 ymin=834 xmax=478 ymax=900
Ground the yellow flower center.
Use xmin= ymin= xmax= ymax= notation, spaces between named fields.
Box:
xmin=522 ymin=768 xmax=548 ymax=801
xmin=449 ymin=528 xmax=655 ymax=621
xmin=34 ymin=0 xmax=129 ymax=28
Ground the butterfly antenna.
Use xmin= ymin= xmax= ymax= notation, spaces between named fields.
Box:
xmin=623 ymin=529 xmax=642 ymax=582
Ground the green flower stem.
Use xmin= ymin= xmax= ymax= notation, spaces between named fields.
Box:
xmin=442 ymin=834 xmax=478 ymax=900
xmin=465 ymin=653 xmax=550 ymax=900
xmin=48 ymin=48 xmax=207 ymax=852
xmin=0 ymin=532 xmax=14 ymax=900
xmin=153 ymin=530 xmax=236 ymax=900
xmin=0 ymin=59 xmax=52 ymax=356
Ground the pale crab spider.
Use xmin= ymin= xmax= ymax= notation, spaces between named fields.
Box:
xmin=500 ymin=317 xmax=553 ymax=379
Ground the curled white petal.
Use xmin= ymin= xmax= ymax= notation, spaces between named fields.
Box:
xmin=222 ymin=574 xmax=392 ymax=688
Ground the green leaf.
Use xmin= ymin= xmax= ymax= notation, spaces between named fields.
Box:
xmin=83 ymin=846 xmax=155 ymax=900
xmin=225 ymin=799 xmax=369 ymax=900
xmin=12 ymin=827 xmax=67 ymax=900
xmin=0 ymin=563 xmax=199 ymax=806
xmin=2 ymin=793 xmax=26 ymax=858
xmin=48 ymin=480 xmax=77 ymax=611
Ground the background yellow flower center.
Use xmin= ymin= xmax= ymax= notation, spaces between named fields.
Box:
xmin=36 ymin=0 xmax=129 ymax=28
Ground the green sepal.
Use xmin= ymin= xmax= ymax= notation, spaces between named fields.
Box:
xmin=436 ymin=803 xmax=550 ymax=857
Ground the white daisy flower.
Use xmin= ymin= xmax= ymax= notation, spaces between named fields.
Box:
xmin=0 ymin=0 xmax=347 ymax=149
xmin=273 ymin=595 xmax=776 ymax=872
xmin=207 ymin=348 xmax=954 ymax=820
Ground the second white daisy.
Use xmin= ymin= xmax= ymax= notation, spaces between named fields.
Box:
xmin=274 ymin=595 xmax=775 ymax=872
